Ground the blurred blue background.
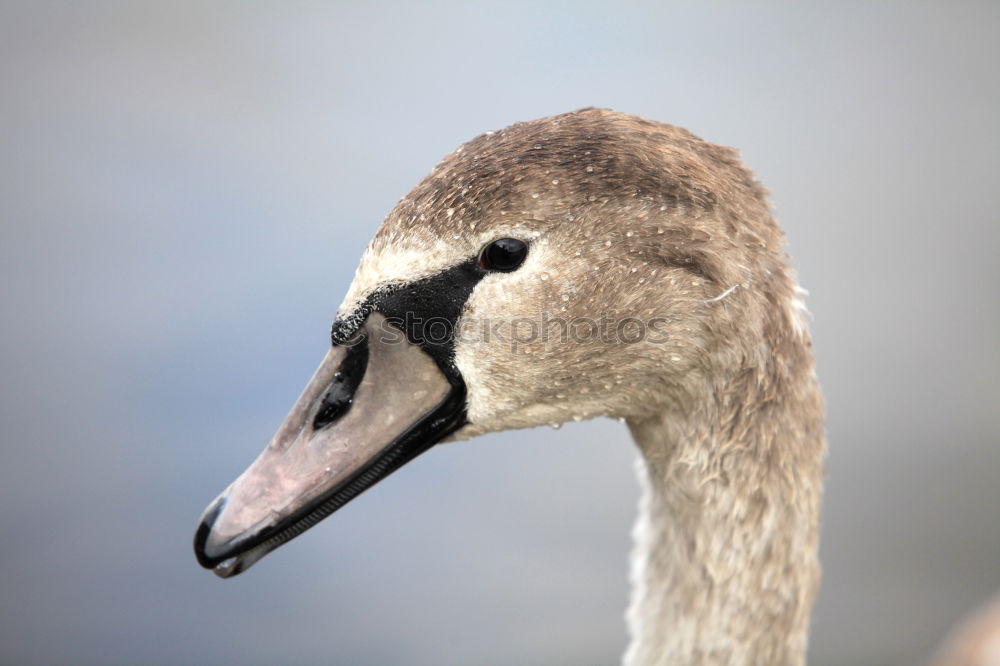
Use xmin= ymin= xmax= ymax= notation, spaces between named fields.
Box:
xmin=1 ymin=2 xmax=998 ymax=664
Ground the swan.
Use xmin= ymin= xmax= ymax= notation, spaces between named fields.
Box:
xmin=194 ymin=108 xmax=825 ymax=666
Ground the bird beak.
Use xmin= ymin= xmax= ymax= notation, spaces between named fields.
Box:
xmin=193 ymin=312 xmax=466 ymax=578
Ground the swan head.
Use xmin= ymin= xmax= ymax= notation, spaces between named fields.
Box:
xmin=194 ymin=108 xmax=804 ymax=577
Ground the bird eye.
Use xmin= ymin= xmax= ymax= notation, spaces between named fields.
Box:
xmin=479 ymin=238 xmax=528 ymax=272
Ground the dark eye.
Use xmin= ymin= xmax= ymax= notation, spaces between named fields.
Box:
xmin=479 ymin=238 xmax=528 ymax=272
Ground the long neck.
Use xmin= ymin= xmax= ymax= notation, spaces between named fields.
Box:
xmin=623 ymin=360 xmax=824 ymax=666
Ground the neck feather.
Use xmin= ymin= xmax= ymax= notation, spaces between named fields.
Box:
xmin=622 ymin=347 xmax=824 ymax=666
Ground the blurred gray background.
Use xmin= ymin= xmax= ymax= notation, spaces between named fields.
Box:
xmin=1 ymin=2 xmax=998 ymax=665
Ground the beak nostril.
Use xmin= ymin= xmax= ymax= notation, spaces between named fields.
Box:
xmin=313 ymin=337 xmax=369 ymax=431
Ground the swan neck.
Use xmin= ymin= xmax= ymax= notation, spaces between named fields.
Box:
xmin=623 ymin=371 xmax=824 ymax=666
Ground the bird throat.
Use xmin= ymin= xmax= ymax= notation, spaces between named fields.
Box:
xmin=622 ymin=369 xmax=824 ymax=666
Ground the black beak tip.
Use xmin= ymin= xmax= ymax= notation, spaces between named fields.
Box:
xmin=193 ymin=495 xmax=227 ymax=569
